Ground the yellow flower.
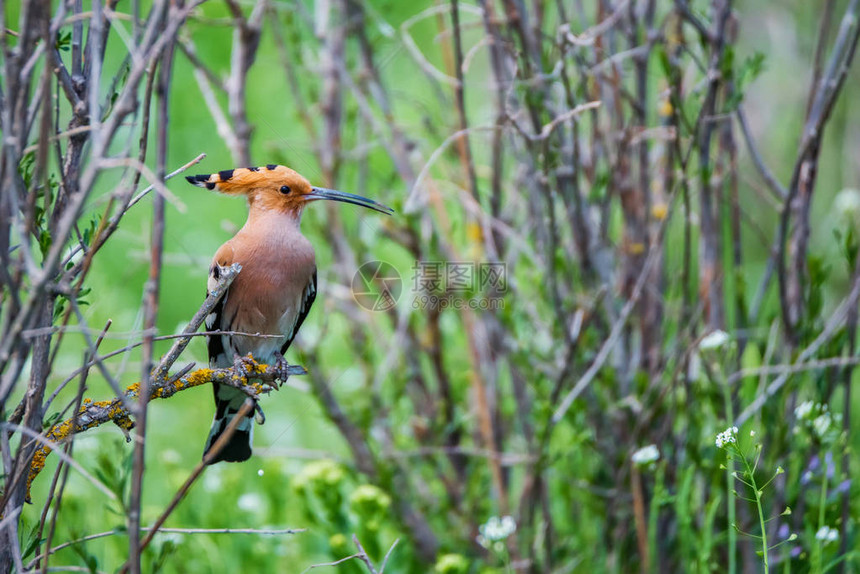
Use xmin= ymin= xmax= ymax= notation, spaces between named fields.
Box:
xmin=349 ymin=484 xmax=391 ymax=530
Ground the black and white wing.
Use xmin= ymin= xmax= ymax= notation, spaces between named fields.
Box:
xmin=203 ymin=261 xmax=253 ymax=463
xmin=280 ymin=268 xmax=317 ymax=356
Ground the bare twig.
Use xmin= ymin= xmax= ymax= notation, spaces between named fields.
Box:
xmin=117 ymin=401 xmax=256 ymax=574
xmin=26 ymin=358 xmax=306 ymax=499
xmin=552 ymin=205 xmax=672 ymax=424
xmin=27 ymin=527 xmax=303 ymax=570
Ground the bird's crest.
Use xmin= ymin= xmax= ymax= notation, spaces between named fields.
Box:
xmin=185 ymin=164 xmax=299 ymax=194
xmin=186 ymin=164 xmax=393 ymax=216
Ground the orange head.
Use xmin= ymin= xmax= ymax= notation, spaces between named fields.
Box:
xmin=186 ymin=164 xmax=393 ymax=216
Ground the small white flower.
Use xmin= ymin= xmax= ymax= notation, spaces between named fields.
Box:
xmin=700 ymin=330 xmax=730 ymax=350
xmin=479 ymin=515 xmax=516 ymax=543
xmin=715 ymin=426 xmax=738 ymax=448
xmin=237 ymin=492 xmax=265 ymax=513
xmin=815 ymin=526 xmax=839 ymax=544
xmin=631 ymin=445 xmax=660 ymax=466
xmin=835 ymin=188 xmax=860 ymax=222
xmin=257 ymin=469 xmax=265 ymax=477
xmin=795 ymin=400 xmax=815 ymax=420
xmin=812 ymin=413 xmax=832 ymax=438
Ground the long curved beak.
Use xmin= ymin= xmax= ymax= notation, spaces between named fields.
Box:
xmin=308 ymin=187 xmax=394 ymax=215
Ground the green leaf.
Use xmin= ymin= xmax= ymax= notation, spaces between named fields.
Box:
xmin=725 ymin=51 xmax=767 ymax=111
xmin=56 ymin=30 xmax=71 ymax=51
xmin=53 ymin=298 xmax=67 ymax=321
xmin=720 ymin=45 xmax=736 ymax=80
xmin=38 ymin=229 xmax=52 ymax=258
xmin=18 ymin=152 xmax=36 ymax=187
xmin=42 ymin=411 xmax=62 ymax=430
xmin=150 ymin=538 xmax=178 ymax=574
xmin=70 ymin=542 xmax=99 ymax=574
xmin=740 ymin=343 xmax=761 ymax=371
xmin=655 ymin=44 xmax=672 ymax=78
xmin=21 ymin=525 xmax=45 ymax=560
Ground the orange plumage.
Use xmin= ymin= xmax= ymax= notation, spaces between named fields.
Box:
xmin=186 ymin=164 xmax=391 ymax=463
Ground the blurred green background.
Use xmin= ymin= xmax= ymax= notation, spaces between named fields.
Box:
xmin=12 ymin=0 xmax=860 ymax=571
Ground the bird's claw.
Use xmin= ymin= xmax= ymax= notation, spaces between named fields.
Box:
xmin=272 ymin=354 xmax=292 ymax=386
xmin=232 ymin=353 xmax=257 ymax=380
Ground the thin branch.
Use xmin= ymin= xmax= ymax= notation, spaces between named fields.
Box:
xmin=737 ymin=265 xmax=860 ymax=424
xmin=27 ymin=527 xmax=304 ymax=570
xmin=378 ymin=538 xmax=400 ymax=573
xmin=2 ymin=424 xmax=119 ymax=503
xmin=25 ymin=359 xmax=305 ymax=500
xmin=352 ymin=535 xmax=380 ymax=574
xmin=130 ymin=401 xmax=254 ymax=564
xmin=552 ymin=201 xmax=673 ymax=424
xmin=735 ymin=106 xmax=786 ymax=200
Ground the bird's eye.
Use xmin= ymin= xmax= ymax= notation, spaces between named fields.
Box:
xmin=279 ymin=185 xmax=291 ymax=194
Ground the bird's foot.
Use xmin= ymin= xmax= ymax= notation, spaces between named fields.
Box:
xmin=272 ymin=353 xmax=292 ymax=386
xmin=232 ymin=353 xmax=258 ymax=381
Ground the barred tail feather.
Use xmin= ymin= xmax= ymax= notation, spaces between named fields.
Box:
xmin=203 ymin=383 xmax=254 ymax=464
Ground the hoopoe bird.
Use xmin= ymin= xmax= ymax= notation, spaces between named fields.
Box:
xmin=186 ymin=164 xmax=392 ymax=463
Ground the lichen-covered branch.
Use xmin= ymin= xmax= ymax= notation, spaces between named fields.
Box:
xmin=26 ymin=359 xmax=305 ymax=501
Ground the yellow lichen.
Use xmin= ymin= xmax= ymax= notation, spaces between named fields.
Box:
xmin=186 ymin=368 xmax=214 ymax=387
xmin=253 ymin=363 xmax=268 ymax=374
xmin=114 ymin=412 xmax=134 ymax=431
xmin=26 ymin=446 xmax=52 ymax=501
xmin=50 ymin=420 xmax=73 ymax=441
xmin=27 ymin=361 xmax=289 ymax=500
